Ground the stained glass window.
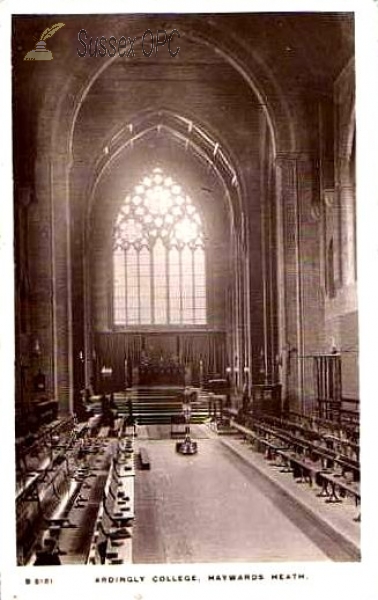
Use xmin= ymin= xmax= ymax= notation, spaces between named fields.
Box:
xmin=113 ymin=168 xmax=206 ymax=326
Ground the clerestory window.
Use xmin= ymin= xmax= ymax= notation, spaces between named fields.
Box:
xmin=113 ymin=168 xmax=206 ymax=326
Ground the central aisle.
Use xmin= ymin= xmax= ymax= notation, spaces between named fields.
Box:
xmin=132 ymin=432 xmax=333 ymax=564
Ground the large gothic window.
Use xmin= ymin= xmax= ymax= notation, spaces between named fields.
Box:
xmin=113 ymin=168 xmax=206 ymax=326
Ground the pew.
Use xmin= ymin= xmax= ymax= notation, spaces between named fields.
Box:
xmin=46 ymin=477 xmax=83 ymax=530
xmin=16 ymin=472 xmax=41 ymax=503
xmin=87 ymin=438 xmax=135 ymax=565
xmin=230 ymin=413 xmax=360 ymax=521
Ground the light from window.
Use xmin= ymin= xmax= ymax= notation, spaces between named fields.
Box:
xmin=113 ymin=167 xmax=206 ymax=326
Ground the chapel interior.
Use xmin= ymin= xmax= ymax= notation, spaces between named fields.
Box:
xmin=12 ymin=13 xmax=360 ymax=566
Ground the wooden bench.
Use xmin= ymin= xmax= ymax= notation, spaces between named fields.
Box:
xmin=231 ymin=420 xmax=290 ymax=460
xmin=230 ymin=420 xmax=262 ymax=447
xmin=253 ymin=435 xmax=290 ymax=461
xmin=278 ymin=451 xmax=321 ymax=485
xmin=112 ymin=439 xmax=135 ymax=477
xmin=317 ymin=471 xmax=360 ymax=502
xmin=255 ymin=418 xmax=360 ymax=477
xmin=232 ymin=414 xmax=361 ymax=522
xmin=46 ymin=479 xmax=83 ymax=533
xmin=139 ymin=447 xmax=151 ymax=470
xmin=16 ymin=472 xmax=41 ymax=503
xmin=316 ymin=471 xmax=361 ymax=521
xmin=99 ymin=521 xmax=132 ymax=564
xmin=86 ymin=440 xmax=135 ymax=565
xmin=87 ymin=494 xmax=132 ymax=565
xmin=107 ymin=468 xmax=134 ymax=520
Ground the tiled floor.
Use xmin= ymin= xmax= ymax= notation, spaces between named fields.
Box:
xmin=132 ymin=427 xmax=360 ymax=564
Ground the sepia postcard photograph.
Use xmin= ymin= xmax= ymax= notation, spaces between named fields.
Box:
xmin=1 ymin=1 xmax=378 ymax=599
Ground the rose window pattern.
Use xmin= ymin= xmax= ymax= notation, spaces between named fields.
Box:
xmin=113 ymin=168 xmax=206 ymax=326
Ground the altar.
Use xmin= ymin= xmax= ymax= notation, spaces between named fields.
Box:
xmin=138 ymin=360 xmax=185 ymax=386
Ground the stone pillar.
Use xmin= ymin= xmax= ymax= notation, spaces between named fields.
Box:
xmin=276 ymin=154 xmax=324 ymax=415
xmin=334 ymin=60 xmax=356 ymax=289
xmin=50 ymin=155 xmax=74 ymax=414
xmin=34 ymin=148 xmax=74 ymax=414
xmin=275 ymin=156 xmax=302 ymax=413
xmin=244 ymin=252 xmax=252 ymax=394
xmin=339 ymin=182 xmax=356 ymax=286
xmin=233 ymin=232 xmax=242 ymax=392
xmin=29 ymin=162 xmax=54 ymax=398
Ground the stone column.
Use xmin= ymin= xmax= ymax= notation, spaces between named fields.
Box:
xmin=275 ymin=154 xmax=324 ymax=415
xmin=34 ymin=145 xmax=73 ymax=414
xmin=29 ymin=160 xmax=54 ymax=398
xmin=50 ymin=154 xmax=74 ymax=414
xmin=338 ymin=175 xmax=356 ymax=287
xmin=275 ymin=156 xmax=302 ymax=412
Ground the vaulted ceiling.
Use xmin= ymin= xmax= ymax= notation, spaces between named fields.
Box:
xmin=13 ymin=12 xmax=354 ymax=235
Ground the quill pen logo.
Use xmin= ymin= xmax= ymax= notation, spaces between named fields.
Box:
xmin=24 ymin=23 xmax=65 ymax=61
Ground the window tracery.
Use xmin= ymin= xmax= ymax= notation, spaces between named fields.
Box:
xmin=113 ymin=167 xmax=206 ymax=326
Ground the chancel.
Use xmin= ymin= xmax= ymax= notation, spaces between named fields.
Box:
xmin=13 ymin=12 xmax=359 ymax=565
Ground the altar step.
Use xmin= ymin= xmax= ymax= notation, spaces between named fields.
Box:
xmin=119 ymin=391 xmax=209 ymax=425
xmin=92 ymin=388 xmax=210 ymax=425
